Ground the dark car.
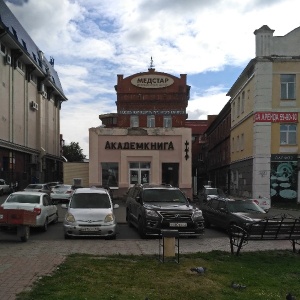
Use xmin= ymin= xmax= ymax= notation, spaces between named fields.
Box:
xmin=125 ymin=184 xmax=205 ymax=238
xmin=197 ymin=186 xmax=226 ymax=203
xmin=201 ymin=197 xmax=267 ymax=230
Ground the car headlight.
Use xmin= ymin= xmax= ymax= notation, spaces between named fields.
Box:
xmin=145 ymin=209 xmax=159 ymax=218
xmin=192 ymin=211 xmax=203 ymax=219
xmin=104 ymin=213 xmax=115 ymax=223
xmin=65 ymin=212 xmax=75 ymax=223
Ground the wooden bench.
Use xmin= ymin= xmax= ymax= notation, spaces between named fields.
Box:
xmin=229 ymin=215 xmax=300 ymax=255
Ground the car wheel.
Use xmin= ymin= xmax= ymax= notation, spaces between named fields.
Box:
xmin=64 ymin=233 xmax=71 ymax=239
xmin=138 ymin=217 xmax=146 ymax=239
xmin=126 ymin=209 xmax=133 ymax=228
xmin=53 ymin=212 xmax=59 ymax=224
xmin=106 ymin=234 xmax=116 ymax=240
xmin=204 ymin=219 xmax=211 ymax=228
xmin=18 ymin=226 xmax=30 ymax=242
xmin=41 ymin=218 xmax=48 ymax=232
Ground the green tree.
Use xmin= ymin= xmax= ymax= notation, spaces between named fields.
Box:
xmin=63 ymin=142 xmax=86 ymax=162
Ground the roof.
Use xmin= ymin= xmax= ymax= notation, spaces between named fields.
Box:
xmin=0 ymin=0 xmax=67 ymax=100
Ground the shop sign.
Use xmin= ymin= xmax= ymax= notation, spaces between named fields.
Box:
xmin=254 ymin=112 xmax=298 ymax=123
xmin=131 ymin=75 xmax=174 ymax=89
xmin=105 ymin=141 xmax=174 ymax=150
xmin=119 ymin=110 xmax=185 ymax=115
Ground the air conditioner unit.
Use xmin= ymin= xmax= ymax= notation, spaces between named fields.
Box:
xmin=30 ymin=101 xmax=38 ymax=111
xmin=38 ymin=83 xmax=45 ymax=93
xmin=5 ymin=55 xmax=11 ymax=65
xmin=41 ymin=91 xmax=47 ymax=98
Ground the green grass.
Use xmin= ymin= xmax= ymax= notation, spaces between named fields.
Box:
xmin=16 ymin=250 xmax=300 ymax=300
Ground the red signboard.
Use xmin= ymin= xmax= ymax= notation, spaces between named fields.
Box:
xmin=254 ymin=112 xmax=298 ymax=123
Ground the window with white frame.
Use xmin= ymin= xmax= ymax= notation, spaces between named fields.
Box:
xmin=280 ymin=124 xmax=296 ymax=145
xmin=147 ymin=115 xmax=155 ymax=128
xmin=280 ymin=74 xmax=296 ymax=99
xmin=130 ymin=115 xmax=139 ymax=127
xmin=163 ymin=116 xmax=172 ymax=128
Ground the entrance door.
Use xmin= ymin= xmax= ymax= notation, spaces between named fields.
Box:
xmin=129 ymin=162 xmax=151 ymax=186
xmin=162 ymin=163 xmax=179 ymax=187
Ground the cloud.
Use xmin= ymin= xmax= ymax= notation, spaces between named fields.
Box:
xmin=4 ymin=0 xmax=300 ymax=157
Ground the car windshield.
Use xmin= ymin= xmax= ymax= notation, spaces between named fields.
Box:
xmin=205 ymin=188 xmax=224 ymax=196
xmin=6 ymin=194 xmax=40 ymax=204
xmin=142 ymin=189 xmax=187 ymax=203
xmin=70 ymin=193 xmax=111 ymax=209
xmin=26 ymin=184 xmax=42 ymax=189
xmin=227 ymin=201 xmax=265 ymax=213
xmin=54 ymin=185 xmax=71 ymax=190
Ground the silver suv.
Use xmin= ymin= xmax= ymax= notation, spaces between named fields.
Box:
xmin=62 ymin=187 xmax=118 ymax=239
xmin=126 ymin=184 xmax=205 ymax=238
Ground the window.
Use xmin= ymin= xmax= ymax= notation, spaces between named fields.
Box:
xmin=232 ymin=102 xmax=235 ymax=120
xmin=130 ymin=115 xmax=139 ymax=127
xmin=163 ymin=116 xmax=172 ymax=128
xmin=0 ymin=42 xmax=6 ymax=55
xmin=280 ymin=124 xmax=296 ymax=145
xmin=232 ymin=137 xmax=234 ymax=152
xmin=281 ymin=74 xmax=295 ymax=99
xmin=147 ymin=115 xmax=155 ymax=127
xmin=237 ymin=96 xmax=240 ymax=117
xmin=101 ymin=163 xmax=118 ymax=187
xmin=17 ymin=60 xmax=25 ymax=72
xmin=30 ymin=73 xmax=37 ymax=84
xmin=241 ymin=91 xmax=245 ymax=113
xmin=240 ymin=133 xmax=244 ymax=151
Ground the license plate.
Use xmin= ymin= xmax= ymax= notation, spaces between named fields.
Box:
xmin=0 ymin=214 xmax=3 ymax=220
xmin=81 ymin=227 xmax=100 ymax=232
xmin=169 ymin=223 xmax=187 ymax=227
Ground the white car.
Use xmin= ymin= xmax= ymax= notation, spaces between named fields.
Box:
xmin=62 ymin=187 xmax=118 ymax=239
xmin=0 ymin=179 xmax=11 ymax=195
xmin=1 ymin=191 xmax=58 ymax=231
xmin=51 ymin=184 xmax=74 ymax=203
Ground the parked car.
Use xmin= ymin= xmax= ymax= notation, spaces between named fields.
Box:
xmin=51 ymin=184 xmax=74 ymax=203
xmin=197 ymin=186 xmax=226 ymax=203
xmin=62 ymin=187 xmax=118 ymax=239
xmin=46 ymin=181 xmax=63 ymax=189
xmin=0 ymin=179 xmax=11 ymax=195
xmin=24 ymin=184 xmax=52 ymax=197
xmin=126 ymin=184 xmax=205 ymax=238
xmin=1 ymin=191 xmax=58 ymax=231
xmin=201 ymin=197 xmax=267 ymax=230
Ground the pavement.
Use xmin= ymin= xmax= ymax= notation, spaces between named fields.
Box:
xmin=0 ymin=198 xmax=299 ymax=300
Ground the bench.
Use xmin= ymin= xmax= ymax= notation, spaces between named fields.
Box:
xmin=229 ymin=215 xmax=300 ymax=255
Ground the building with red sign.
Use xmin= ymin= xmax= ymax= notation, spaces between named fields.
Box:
xmin=89 ymin=62 xmax=195 ymax=198
xmin=226 ymin=25 xmax=300 ymax=204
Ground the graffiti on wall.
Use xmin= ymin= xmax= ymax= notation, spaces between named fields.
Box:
xmin=270 ymin=155 xmax=298 ymax=202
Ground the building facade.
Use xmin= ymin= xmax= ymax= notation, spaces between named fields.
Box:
xmin=0 ymin=1 xmax=67 ymax=188
xmin=89 ymin=64 xmax=194 ymax=198
xmin=227 ymin=25 xmax=300 ymax=203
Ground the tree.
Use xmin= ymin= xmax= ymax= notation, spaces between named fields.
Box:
xmin=63 ymin=142 xmax=86 ymax=162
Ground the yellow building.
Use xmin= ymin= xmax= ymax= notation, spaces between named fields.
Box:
xmin=228 ymin=25 xmax=300 ymax=204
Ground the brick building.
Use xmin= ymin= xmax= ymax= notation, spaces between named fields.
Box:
xmin=89 ymin=63 xmax=194 ymax=198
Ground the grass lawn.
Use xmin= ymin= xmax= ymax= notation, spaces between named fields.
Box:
xmin=16 ymin=250 xmax=300 ymax=300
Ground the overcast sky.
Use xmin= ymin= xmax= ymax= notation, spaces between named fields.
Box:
xmin=4 ymin=0 xmax=300 ymax=158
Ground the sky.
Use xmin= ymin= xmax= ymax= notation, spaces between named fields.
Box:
xmin=4 ymin=0 xmax=300 ymax=158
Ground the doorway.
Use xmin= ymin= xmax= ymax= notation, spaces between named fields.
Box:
xmin=162 ymin=163 xmax=179 ymax=187
xmin=129 ymin=162 xmax=150 ymax=185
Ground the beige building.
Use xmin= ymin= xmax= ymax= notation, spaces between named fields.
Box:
xmin=0 ymin=1 xmax=67 ymax=188
xmin=89 ymin=66 xmax=193 ymax=199
xmin=228 ymin=25 xmax=300 ymax=204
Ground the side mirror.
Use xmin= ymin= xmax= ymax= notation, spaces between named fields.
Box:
xmin=61 ymin=204 xmax=68 ymax=209
xmin=113 ymin=203 xmax=119 ymax=209
xmin=135 ymin=196 xmax=142 ymax=204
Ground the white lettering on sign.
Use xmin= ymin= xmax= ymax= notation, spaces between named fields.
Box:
xmin=131 ymin=75 xmax=174 ymax=89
